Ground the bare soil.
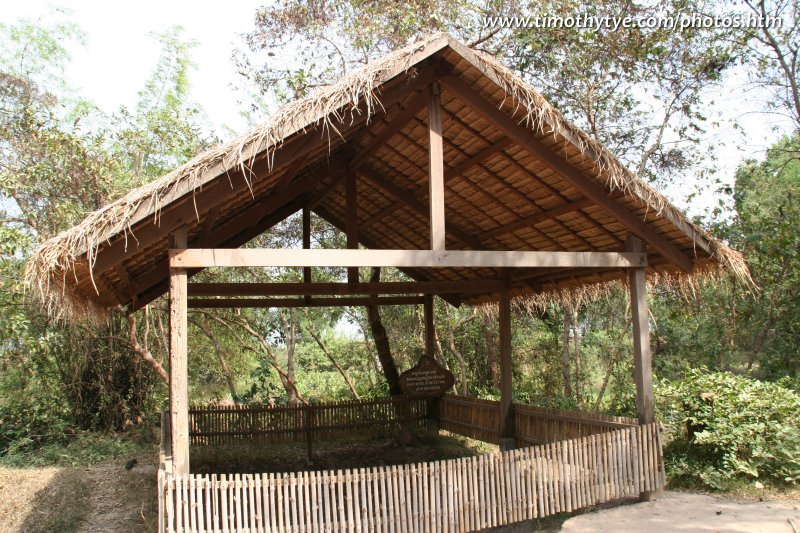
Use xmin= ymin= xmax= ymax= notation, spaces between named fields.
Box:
xmin=560 ymin=491 xmax=800 ymax=533
xmin=0 ymin=458 xmax=157 ymax=533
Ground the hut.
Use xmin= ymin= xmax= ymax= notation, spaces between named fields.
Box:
xmin=27 ymin=33 xmax=748 ymax=532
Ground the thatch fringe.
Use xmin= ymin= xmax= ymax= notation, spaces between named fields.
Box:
xmin=25 ymin=33 xmax=750 ymax=322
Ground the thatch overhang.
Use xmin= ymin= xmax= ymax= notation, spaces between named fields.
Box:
xmin=25 ymin=33 xmax=750 ymax=322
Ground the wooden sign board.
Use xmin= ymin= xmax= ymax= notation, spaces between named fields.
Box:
xmin=399 ymin=356 xmax=454 ymax=398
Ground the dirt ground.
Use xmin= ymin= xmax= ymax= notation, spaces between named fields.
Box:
xmin=560 ymin=491 xmax=800 ymax=533
xmin=2 ymin=442 xmax=798 ymax=533
xmin=0 ymin=459 xmax=158 ymax=533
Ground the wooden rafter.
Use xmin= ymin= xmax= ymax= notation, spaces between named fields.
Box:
xmin=350 ymin=90 xmax=429 ymax=171
xmin=442 ymin=110 xmax=611 ymax=250
xmin=438 ymin=74 xmax=693 ymax=272
xmin=129 ymin=196 xmax=310 ymax=311
xmin=359 ymin=166 xmax=483 ymax=249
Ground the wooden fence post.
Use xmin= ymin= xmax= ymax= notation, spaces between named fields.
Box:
xmin=305 ymin=404 xmax=314 ymax=464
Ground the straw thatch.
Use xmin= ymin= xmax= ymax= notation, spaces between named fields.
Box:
xmin=25 ymin=33 xmax=750 ymax=322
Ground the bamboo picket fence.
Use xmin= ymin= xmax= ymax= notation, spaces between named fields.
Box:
xmin=439 ymin=394 xmax=638 ymax=445
xmin=159 ymin=422 xmax=664 ymax=532
xmin=188 ymin=397 xmax=429 ymax=446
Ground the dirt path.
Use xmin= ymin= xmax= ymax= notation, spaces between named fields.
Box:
xmin=560 ymin=491 xmax=800 ymax=533
xmin=0 ymin=459 xmax=157 ymax=533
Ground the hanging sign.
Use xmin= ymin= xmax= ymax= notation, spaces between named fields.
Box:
xmin=399 ymin=356 xmax=454 ymax=398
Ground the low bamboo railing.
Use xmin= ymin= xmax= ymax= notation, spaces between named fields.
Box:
xmin=439 ymin=394 xmax=637 ymax=445
xmin=160 ymin=422 xmax=664 ymax=532
xmin=188 ymin=397 xmax=429 ymax=446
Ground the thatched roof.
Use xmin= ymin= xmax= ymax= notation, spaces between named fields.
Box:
xmin=26 ymin=33 xmax=750 ymax=322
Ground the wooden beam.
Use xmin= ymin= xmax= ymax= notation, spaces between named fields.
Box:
xmin=305 ymin=168 xmax=347 ymax=211
xmin=483 ymin=198 xmax=595 ymax=239
xmin=628 ymin=235 xmax=654 ymax=426
xmin=303 ymin=207 xmax=312 ymax=285
xmin=170 ymin=248 xmax=647 ymax=269
xmin=428 ymin=82 xmax=445 ymax=251
xmin=87 ymin=128 xmax=323 ymax=275
xmin=359 ymin=166 xmax=483 ymax=249
xmin=311 ymin=204 xmax=465 ymax=308
xmin=438 ymin=75 xmax=694 ymax=272
xmin=628 ymin=234 xmax=657 ymax=500
xmin=212 ymin=162 xmax=341 ymax=246
xmin=187 ymin=296 xmax=425 ymax=308
xmin=346 ymin=169 xmax=359 ymax=283
xmin=443 ymin=108 xmax=624 ymax=250
xmin=444 ymin=137 xmax=513 ymax=181
xmin=169 ymin=228 xmax=189 ymax=476
xmin=407 ymin=115 xmax=567 ymax=252
xmin=130 ymin=196 xmax=309 ymax=311
xmin=424 ymin=294 xmax=435 ymax=358
xmin=85 ymin=68 xmax=436 ymax=281
xmin=188 ymin=280 xmax=506 ymax=296
xmin=350 ymin=90 xmax=429 ymax=171
xmin=498 ymin=285 xmax=514 ymax=447
xmin=113 ymin=263 xmax=142 ymax=303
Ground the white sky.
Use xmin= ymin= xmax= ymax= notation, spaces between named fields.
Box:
xmin=2 ymin=1 xmax=264 ymax=134
xmin=1 ymin=1 xmax=794 ymax=217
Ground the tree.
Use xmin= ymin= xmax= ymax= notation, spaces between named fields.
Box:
xmin=0 ymin=15 xmax=213 ymax=435
xmin=238 ymin=0 xmax=735 ymax=187
xmin=739 ymin=0 xmax=800 ymax=131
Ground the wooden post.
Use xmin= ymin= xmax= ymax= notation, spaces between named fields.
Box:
xmin=345 ymin=169 xmax=359 ymax=283
xmin=499 ymin=286 xmax=515 ymax=450
xmin=628 ymin=234 xmax=658 ymax=500
xmin=305 ymin=404 xmax=314 ymax=465
xmin=169 ymin=227 xmax=190 ymax=475
xmin=303 ymin=207 xmax=312 ymax=285
xmin=423 ymin=295 xmax=440 ymax=436
xmin=428 ymin=82 xmax=445 ymax=251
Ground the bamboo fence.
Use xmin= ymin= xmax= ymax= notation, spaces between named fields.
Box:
xmin=159 ymin=422 xmax=664 ymax=532
xmin=188 ymin=397 xmax=429 ymax=446
xmin=439 ymin=394 xmax=637 ymax=445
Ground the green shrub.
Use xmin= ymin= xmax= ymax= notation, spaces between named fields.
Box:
xmin=658 ymin=369 xmax=800 ymax=489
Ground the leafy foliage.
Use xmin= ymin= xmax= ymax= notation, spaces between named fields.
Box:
xmin=658 ymin=369 xmax=800 ymax=489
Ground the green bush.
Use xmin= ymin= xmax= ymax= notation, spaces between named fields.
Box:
xmin=658 ymin=369 xmax=800 ymax=489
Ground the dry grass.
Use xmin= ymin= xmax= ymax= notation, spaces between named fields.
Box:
xmin=0 ymin=459 xmax=158 ymax=533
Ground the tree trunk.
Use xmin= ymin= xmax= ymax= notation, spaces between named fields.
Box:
xmin=366 ymin=267 xmax=402 ymax=396
xmin=561 ymin=309 xmax=573 ymax=399
xmin=196 ymin=317 xmax=239 ymax=403
xmin=303 ymin=310 xmax=361 ymax=400
xmin=481 ymin=310 xmax=500 ymax=390
xmin=279 ymin=309 xmax=299 ymax=406
xmin=126 ymin=312 xmax=168 ymax=383
xmin=572 ymin=308 xmax=582 ymax=405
